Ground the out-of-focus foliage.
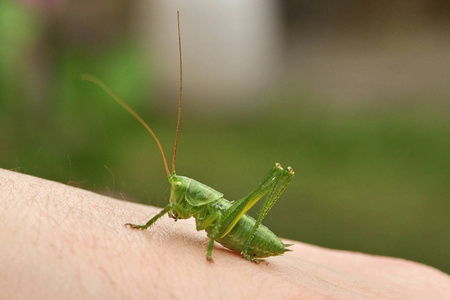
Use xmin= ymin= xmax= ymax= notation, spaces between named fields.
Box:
xmin=1 ymin=0 xmax=449 ymax=274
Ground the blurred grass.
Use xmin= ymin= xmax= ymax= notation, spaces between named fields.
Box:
xmin=1 ymin=0 xmax=449 ymax=275
xmin=2 ymin=67 xmax=449 ymax=273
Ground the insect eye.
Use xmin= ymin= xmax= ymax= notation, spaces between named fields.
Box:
xmin=175 ymin=181 xmax=183 ymax=188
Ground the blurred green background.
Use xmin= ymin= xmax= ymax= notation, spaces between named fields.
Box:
xmin=1 ymin=1 xmax=449 ymax=273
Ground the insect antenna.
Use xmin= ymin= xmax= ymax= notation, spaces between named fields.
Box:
xmin=80 ymin=74 xmax=171 ymax=178
xmin=172 ymin=11 xmax=183 ymax=175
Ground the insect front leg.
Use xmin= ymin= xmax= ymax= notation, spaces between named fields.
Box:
xmin=125 ymin=203 xmax=188 ymax=230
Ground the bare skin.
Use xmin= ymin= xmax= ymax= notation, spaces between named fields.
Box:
xmin=1 ymin=168 xmax=449 ymax=299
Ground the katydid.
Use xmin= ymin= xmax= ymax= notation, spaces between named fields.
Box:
xmin=82 ymin=12 xmax=294 ymax=263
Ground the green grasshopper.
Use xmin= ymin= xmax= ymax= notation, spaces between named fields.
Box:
xmin=82 ymin=12 xmax=294 ymax=263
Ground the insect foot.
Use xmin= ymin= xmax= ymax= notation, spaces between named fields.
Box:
xmin=287 ymin=166 xmax=294 ymax=175
xmin=242 ymin=252 xmax=267 ymax=264
xmin=124 ymin=223 xmax=145 ymax=230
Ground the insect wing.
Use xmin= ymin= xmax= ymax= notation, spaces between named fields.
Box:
xmin=185 ymin=179 xmax=223 ymax=206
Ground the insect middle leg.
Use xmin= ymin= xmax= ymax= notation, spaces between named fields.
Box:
xmin=206 ymin=213 xmax=222 ymax=262
xmin=193 ymin=205 xmax=223 ymax=262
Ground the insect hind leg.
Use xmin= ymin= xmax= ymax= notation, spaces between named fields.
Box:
xmin=218 ymin=163 xmax=285 ymax=238
xmin=241 ymin=165 xmax=294 ymax=262
xmin=218 ymin=164 xmax=294 ymax=262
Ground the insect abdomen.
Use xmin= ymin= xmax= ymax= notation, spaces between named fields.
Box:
xmin=214 ymin=214 xmax=291 ymax=258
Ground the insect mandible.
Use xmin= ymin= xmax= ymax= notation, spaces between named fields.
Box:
xmin=82 ymin=11 xmax=294 ymax=263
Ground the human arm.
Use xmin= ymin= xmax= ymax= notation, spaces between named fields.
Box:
xmin=1 ymin=169 xmax=448 ymax=299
